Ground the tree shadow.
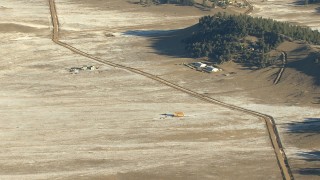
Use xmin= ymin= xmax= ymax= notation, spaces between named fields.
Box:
xmin=287 ymin=118 xmax=320 ymax=134
xmin=126 ymin=1 xmax=140 ymax=5
xmin=286 ymin=52 xmax=320 ymax=86
xmin=298 ymin=151 xmax=320 ymax=161
xmin=123 ymin=25 xmax=198 ymax=58
xmin=287 ymin=118 xmax=320 ymax=176
xmin=298 ymin=168 xmax=320 ymax=176
xmin=124 ymin=26 xmax=320 ymax=78
xmin=291 ymin=45 xmax=309 ymax=53
xmin=316 ymin=6 xmax=320 ymax=13
xmin=291 ymin=0 xmax=306 ymax=6
xmin=291 ymin=1 xmax=320 ymax=14
xmin=124 ymin=29 xmax=177 ymax=37
xmin=294 ymin=152 xmax=320 ymax=176
xmin=292 ymin=0 xmax=320 ymax=5
xmin=193 ymin=3 xmax=214 ymax=11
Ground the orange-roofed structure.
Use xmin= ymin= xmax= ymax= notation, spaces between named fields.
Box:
xmin=174 ymin=112 xmax=184 ymax=117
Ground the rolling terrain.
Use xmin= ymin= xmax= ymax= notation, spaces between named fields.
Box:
xmin=0 ymin=0 xmax=319 ymax=179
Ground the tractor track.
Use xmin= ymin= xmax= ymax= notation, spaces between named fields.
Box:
xmin=243 ymin=0 xmax=254 ymax=15
xmin=48 ymin=0 xmax=293 ymax=179
xmin=274 ymin=51 xmax=287 ymax=85
xmin=242 ymin=0 xmax=287 ymax=85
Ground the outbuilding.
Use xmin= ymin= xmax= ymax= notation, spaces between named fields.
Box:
xmin=204 ymin=66 xmax=220 ymax=73
xmin=192 ymin=62 xmax=207 ymax=68
xmin=88 ymin=65 xmax=96 ymax=70
xmin=174 ymin=112 xmax=184 ymax=117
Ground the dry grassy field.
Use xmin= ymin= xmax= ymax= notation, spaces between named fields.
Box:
xmin=0 ymin=0 xmax=319 ymax=179
xmin=250 ymin=0 xmax=320 ymax=31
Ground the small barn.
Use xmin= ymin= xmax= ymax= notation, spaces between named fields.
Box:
xmin=204 ymin=66 xmax=220 ymax=73
xmin=174 ymin=112 xmax=185 ymax=117
xmin=81 ymin=66 xmax=88 ymax=70
xmin=193 ymin=62 xmax=207 ymax=68
xmin=88 ymin=65 xmax=96 ymax=70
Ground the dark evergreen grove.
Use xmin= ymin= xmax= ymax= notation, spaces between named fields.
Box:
xmin=184 ymin=13 xmax=320 ymax=67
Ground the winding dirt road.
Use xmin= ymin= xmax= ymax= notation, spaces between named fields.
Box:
xmin=48 ymin=0 xmax=293 ymax=179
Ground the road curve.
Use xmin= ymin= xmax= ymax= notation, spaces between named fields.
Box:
xmin=48 ymin=0 xmax=293 ymax=179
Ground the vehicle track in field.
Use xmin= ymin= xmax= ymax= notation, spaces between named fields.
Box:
xmin=48 ymin=0 xmax=293 ymax=179
xmin=274 ymin=51 xmax=287 ymax=85
xmin=243 ymin=0 xmax=287 ymax=85
xmin=243 ymin=0 xmax=254 ymax=15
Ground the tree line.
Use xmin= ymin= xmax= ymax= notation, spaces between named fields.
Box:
xmin=183 ymin=13 xmax=320 ymax=67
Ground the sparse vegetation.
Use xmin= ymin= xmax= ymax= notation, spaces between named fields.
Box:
xmin=138 ymin=0 xmax=245 ymax=9
xmin=184 ymin=13 xmax=320 ymax=67
xmin=139 ymin=0 xmax=195 ymax=5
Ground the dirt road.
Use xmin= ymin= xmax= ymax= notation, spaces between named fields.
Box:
xmin=48 ymin=0 xmax=293 ymax=179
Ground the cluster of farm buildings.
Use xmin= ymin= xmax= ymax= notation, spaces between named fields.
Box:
xmin=187 ymin=62 xmax=222 ymax=73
